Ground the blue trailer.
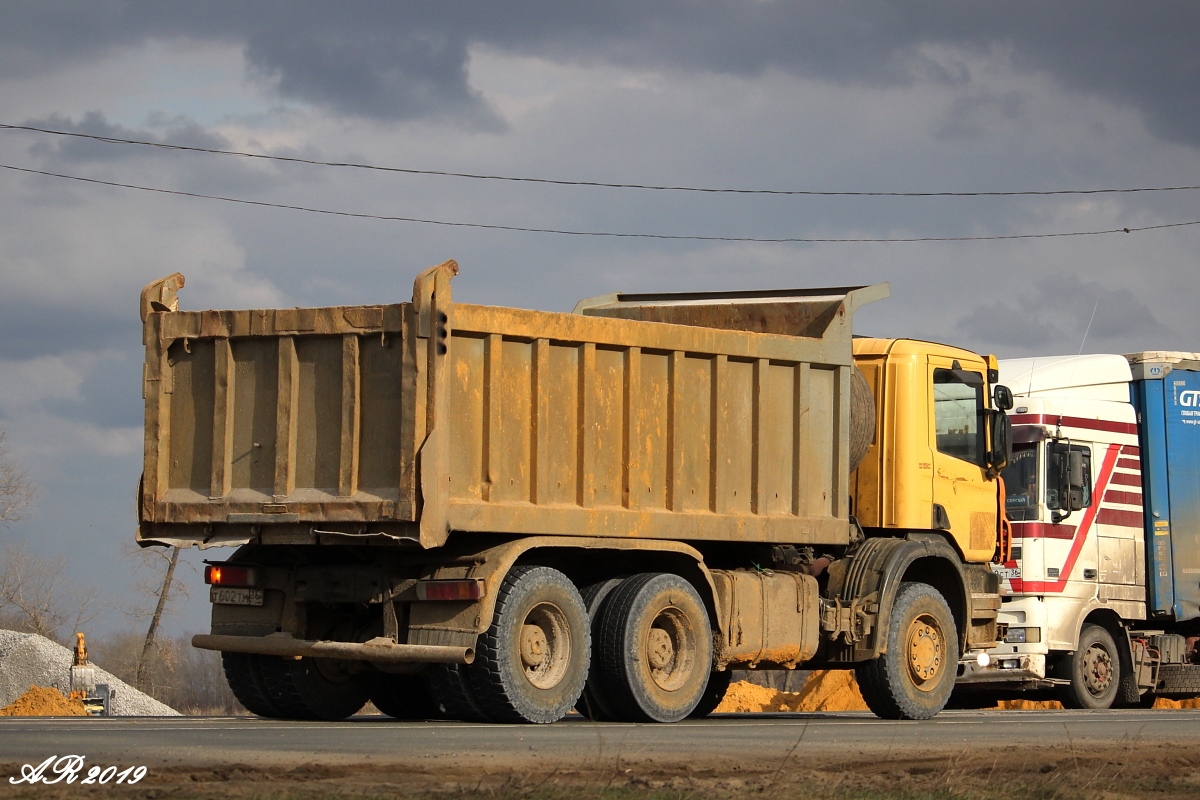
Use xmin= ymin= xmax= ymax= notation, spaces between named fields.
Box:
xmin=1131 ymin=354 xmax=1200 ymax=623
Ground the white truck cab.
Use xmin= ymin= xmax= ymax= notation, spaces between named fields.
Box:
xmin=957 ymin=354 xmax=1147 ymax=707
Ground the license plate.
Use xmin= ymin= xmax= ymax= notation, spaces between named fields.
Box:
xmin=210 ymin=587 xmax=264 ymax=606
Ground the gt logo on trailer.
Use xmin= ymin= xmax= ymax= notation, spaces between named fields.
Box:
xmin=1180 ymin=390 xmax=1200 ymax=407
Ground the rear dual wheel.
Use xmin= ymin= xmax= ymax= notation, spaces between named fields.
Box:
xmin=595 ymin=573 xmax=714 ymax=723
xmin=370 ymin=671 xmax=441 ymax=720
xmin=223 ymin=652 xmax=370 ymax=721
xmin=467 ymin=565 xmax=591 ymax=724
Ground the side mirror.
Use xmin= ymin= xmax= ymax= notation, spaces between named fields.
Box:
xmin=993 ymin=384 xmax=1014 ymax=411
xmin=987 ymin=410 xmax=1011 ymax=475
xmin=1067 ymin=451 xmax=1085 ymax=511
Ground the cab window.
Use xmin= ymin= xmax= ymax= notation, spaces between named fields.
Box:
xmin=933 ymin=368 xmax=986 ymax=467
xmin=1046 ymin=443 xmax=1092 ymax=511
xmin=1001 ymin=443 xmax=1039 ymax=521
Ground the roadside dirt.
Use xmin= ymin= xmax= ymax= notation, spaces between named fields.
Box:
xmin=6 ymin=742 xmax=1200 ymax=799
xmin=720 ymin=670 xmax=1200 ymax=712
xmin=716 ymin=670 xmax=869 ymax=712
xmin=0 ymin=686 xmax=87 ymax=717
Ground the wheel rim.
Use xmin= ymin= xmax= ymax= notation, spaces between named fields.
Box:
xmin=645 ymin=606 xmax=696 ymax=692
xmin=313 ymin=657 xmax=357 ymax=686
xmin=906 ymin=612 xmax=945 ymax=692
xmin=1081 ymin=642 xmax=1114 ymax=697
xmin=519 ymin=602 xmax=571 ymax=690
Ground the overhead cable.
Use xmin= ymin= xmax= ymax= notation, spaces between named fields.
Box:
xmin=3 ymin=122 xmax=1200 ymax=198
xmin=4 ymin=163 xmax=1198 ymax=243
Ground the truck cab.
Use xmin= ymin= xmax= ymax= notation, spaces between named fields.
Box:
xmin=957 ymin=355 xmax=1146 ymax=704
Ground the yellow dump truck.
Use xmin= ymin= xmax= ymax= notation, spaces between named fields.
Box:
xmin=138 ymin=260 xmax=1012 ymax=723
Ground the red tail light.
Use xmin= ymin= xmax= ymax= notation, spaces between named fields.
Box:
xmin=415 ymin=579 xmax=485 ymax=601
xmin=205 ymin=565 xmax=259 ymax=587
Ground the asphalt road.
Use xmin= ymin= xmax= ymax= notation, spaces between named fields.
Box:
xmin=3 ymin=709 xmax=1198 ymax=771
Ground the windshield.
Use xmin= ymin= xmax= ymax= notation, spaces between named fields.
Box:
xmin=1002 ymin=443 xmax=1039 ymax=521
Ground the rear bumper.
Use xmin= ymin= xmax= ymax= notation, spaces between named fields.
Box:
xmin=192 ymin=634 xmax=473 ymax=665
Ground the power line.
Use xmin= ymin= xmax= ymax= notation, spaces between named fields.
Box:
xmin=5 ymin=162 xmax=1198 ymax=243
xmin=4 ymin=122 xmax=1200 ymax=199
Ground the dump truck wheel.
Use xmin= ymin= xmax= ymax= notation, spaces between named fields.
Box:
xmin=575 ymin=578 xmax=624 ymax=721
xmin=856 ymin=582 xmax=958 ymax=720
xmin=596 ymin=572 xmax=713 ymax=723
xmin=468 ymin=565 xmax=590 ymax=724
xmin=688 ymin=669 xmax=733 ymax=718
xmin=222 ymin=652 xmax=285 ymax=718
xmin=1055 ymin=624 xmax=1120 ymax=710
xmin=256 ymin=655 xmax=370 ymax=721
xmin=425 ymin=664 xmax=489 ymax=722
xmin=369 ymin=672 xmax=442 ymax=720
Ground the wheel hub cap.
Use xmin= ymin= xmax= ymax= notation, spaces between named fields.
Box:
xmin=906 ymin=615 xmax=944 ymax=691
xmin=1083 ymin=645 xmax=1113 ymax=695
xmin=521 ymin=624 xmax=548 ymax=668
xmin=648 ymin=627 xmax=674 ymax=670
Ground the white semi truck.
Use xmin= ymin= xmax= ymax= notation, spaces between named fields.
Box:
xmin=955 ymin=351 xmax=1200 ymax=708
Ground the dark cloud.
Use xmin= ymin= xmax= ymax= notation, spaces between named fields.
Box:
xmin=3 ymin=3 xmax=1198 ymax=144
xmin=42 ymin=351 xmax=142 ymax=429
xmin=26 ymin=111 xmax=230 ymax=163
xmin=957 ymin=279 xmax=1175 ymax=353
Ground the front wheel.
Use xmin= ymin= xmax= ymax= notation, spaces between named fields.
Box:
xmin=1055 ymin=624 xmax=1120 ymax=709
xmin=856 ymin=582 xmax=958 ymax=720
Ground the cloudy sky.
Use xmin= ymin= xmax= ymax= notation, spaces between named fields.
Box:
xmin=1 ymin=2 xmax=1198 ymax=637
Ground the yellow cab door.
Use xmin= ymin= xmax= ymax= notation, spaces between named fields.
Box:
xmin=928 ymin=355 xmax=998 ymax=562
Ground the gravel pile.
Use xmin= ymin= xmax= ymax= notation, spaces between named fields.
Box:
xmin=0 ymin=630 xmax=179 ymax=716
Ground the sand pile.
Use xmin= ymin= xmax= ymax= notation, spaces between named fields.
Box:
xmin=717 ymin=669 xmax=1200 ymax=713
xmin=0 ymin=630 xmax=179 ymax=716
xmin=995 ymin=698 xmax=1063 ymax=710
xmin=715 ymin=670 xmax=869 ymax=713
xmin=0 ymin=685 xmax=88 ymax=716
xmin=1151 ymin=696 xmax=1200 ymax=709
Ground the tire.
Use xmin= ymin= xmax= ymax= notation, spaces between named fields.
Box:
xmin=1055 ymin=624 xmax=1120 ymax=709
xmin=425 ymin=664 xmax=489 ymax=722
xmin=255 ymin=655 xmax=370 ymax=721
xmin=596 ymin=572 xmax=714 ymax=723
xmin=369 ymin=672 xmax=442 ymax=720
xmin=944 ymin=688 xmax=998 ymax=710
xmin=689 ymin=669 xmax=733 ymax=718
xmin=856 ymin=582 xmax=959 ymax=720
xmin=222 ymin=652 xmax=285 ymax=718
xmin=467 ymin=565 xmax=590 ymax=724
xmin=575 ymin=578 xmax=624 ymax=721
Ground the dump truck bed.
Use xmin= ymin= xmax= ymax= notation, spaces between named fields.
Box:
xmin=139 ymin=261 xmax=884 ymax=550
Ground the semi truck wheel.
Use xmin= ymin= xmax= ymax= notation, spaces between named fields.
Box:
xmin=222 ymin=652 xmax=285 ymax=718
xmin=254 ymin=655 xmax=370 ymax=721
xmin=425 ymin=664 xmax=489 ymax=722
xmin=856 ymin=582 xmax=958 ymax=720
xmin=1055 ymin=624 xmax=1120 ymax=709
xmin=596 ymin=572 xmax=713 ymax=723
xmin=575 ymin=578 xmax=624 ymax=721
xmin=467 ymin=565 xmax=590 ymax=724
xmin=688 ymin=669 xmax=733 ymax=718
xmin=369 ymin=672 xmax=441 ymax=720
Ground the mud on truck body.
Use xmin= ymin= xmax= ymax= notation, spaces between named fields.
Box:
xmin=138 ymin=260 xmax=1012 ymax=723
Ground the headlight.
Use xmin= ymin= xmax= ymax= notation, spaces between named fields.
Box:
xmin=1004 ymin=627 xmax=1040 ymax=644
